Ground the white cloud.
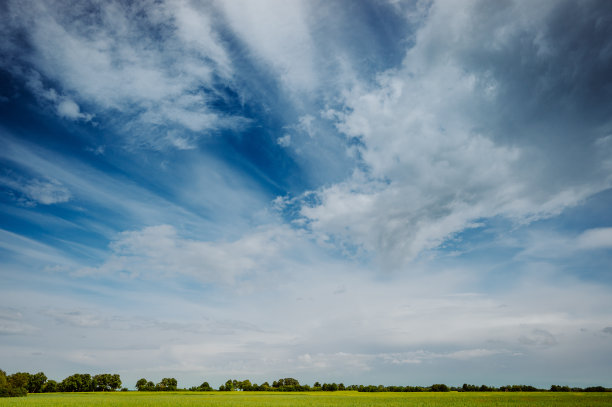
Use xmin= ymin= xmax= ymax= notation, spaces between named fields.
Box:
xmin=277 ymin=134 xmax=291 ymax=147
xmin=21 ymin=178 xmax=72 ymax=205
xmin=79 ymin=224 xmax=305 ymax=284
xmin=2 ymin=237 xmax=612 ymax=386
xmin=0 ymin=174 xmax=71 ymax=206
xmin=22 ymin=70 xmax=93 ymax=122
xmin=56 ymin=99 xmax=93 ymax=121
xmin=293 ymin=0 xmax=612 ymax=267
xmin=5 ymin=255 xmax=611 ymax=386
xmin=577 ymin=228 xmax=612 ymax=250
xmin=170 ymin=0 xmax=232 ymax=77
xmin=4 ymin=0 xmax=244 ymax=149
xmin=220 ymin=0 xmax=316 ymax=93
xmin=512 ymin=226 xmax=612 ymax=262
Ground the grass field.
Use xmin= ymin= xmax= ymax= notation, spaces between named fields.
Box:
xmin=1 ymin=391 xmax=612 ymax=407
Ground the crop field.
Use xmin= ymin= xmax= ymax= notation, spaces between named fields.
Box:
xmin=1 ymin=391 xmax=612 ymax=407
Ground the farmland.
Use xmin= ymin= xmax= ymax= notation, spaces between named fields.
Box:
xmin=1 ymin=391 xmax=612 ymax=406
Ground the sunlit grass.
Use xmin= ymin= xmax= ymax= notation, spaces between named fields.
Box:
xmin=1 ymin=391 xmax=611 ymax=406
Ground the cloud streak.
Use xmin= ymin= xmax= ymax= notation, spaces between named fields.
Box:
xmin=2 ymin=0 xmax=247 ymax=149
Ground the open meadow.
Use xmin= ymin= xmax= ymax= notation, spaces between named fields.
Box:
xmin=1 ymin=391 xmax=612 ymax=407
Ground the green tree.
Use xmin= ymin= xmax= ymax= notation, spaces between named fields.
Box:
xmin=221 ymin=379 xmax=241 ymax=391
xmin=27 ymin=372 xmax=47 ymax=393
xmin=237 ymin=379 xmax=250 ymax=391
xmin=155 ymin=378 xmax=177 ymax=391
xmin=198 ymin=381 xmax=212 ymax=391
xmin=0 ymin=370 xmax=27 ymax=398
xmin=135 ymin=378 xmax=155 ymax=391
xmin=60 ymin=373 xmax=93 ymax=392
xmin=430 ymin=384 xmax=449 ymax=392
xmin=42 ymin=380 xmax=58 ymax=393
xmin=93 ymin=374 xmax=122 ymax=391
xmin=322 ymin=383 xmax=338 ymax=391
xmin=109 ymin=374 xmax=122 ymax=391
xmin=8 ymin=373 xmax=30 ymax=391
xmin=135 ymin=378 xmax=147 ymax=391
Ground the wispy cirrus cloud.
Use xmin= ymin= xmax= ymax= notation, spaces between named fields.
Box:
xmin=0 ymin=173 xmax=71 ymax=206
xmin=220 ymin=0 xmax=316 ymax=93
xmin=2 ymin=0 xmax=245 ymax=149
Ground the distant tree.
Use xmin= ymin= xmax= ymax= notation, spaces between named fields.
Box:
xmin=93 ymin=374 xmax=121 ymax=391
xmin=221 ymin=379 xmax=237 ymax=391
xmin=155 ymin=378 xmax=177 ymax=391
xmin=8 ymin=373 xmax=30 ymax=391
xmin=27 ymin=372 xmax=47 ymax=393
xmin=109 ymin=375 xmax=122 ymax=391
xmin=584 ymin=386 xmax=607 ymax=392
xmin=462 ymin=383 xmax=482 ymax=392
xmin=322 ymin=383 xmax=338 ymax=391
xmin=272 ymin=378 xmax=301 ymax=391
xmin=430 ymin=384 xmax=449 ymax=392
xmin=42 ymin=380 xmax=58 ymax=393
xmin=197 ymin=381 xmax=213 ymax=391
xmin=0 ymin=370 xmax=27 ymax=397
xmin=500 ymin=384 xmax=540 ymax=392
xmin=60 ymin=374 xmax=93 ymax=392
xmin=239 ymin=379 xmax=252 ymax=391
xmin=135 ymin=378 xmax=155 ymax=391
xmin=136 ymin=379 xmax=147 ymax=391
xmin=281 ymin=378 xmax=300 ymax=387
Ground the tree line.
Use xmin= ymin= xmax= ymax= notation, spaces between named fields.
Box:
xmin=2 ymin=369 xmax=610 ymax=398
xmin=135 ymin=377 xmax=178 ymax=391
xmin=1 ymin=370 xmax=123 ymax=397
xmin=358 ymin=383 xmax=611 ymax=392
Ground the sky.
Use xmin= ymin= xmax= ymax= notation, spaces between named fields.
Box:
xmin=1 ymin=0 xmax=612 ymax=390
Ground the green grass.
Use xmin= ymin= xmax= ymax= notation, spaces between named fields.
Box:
xmin=1 ymin=391 xmax=611 ymax=406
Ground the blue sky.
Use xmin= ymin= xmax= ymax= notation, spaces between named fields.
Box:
xmin=1 ymin=0 xmax=612 ymax=389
